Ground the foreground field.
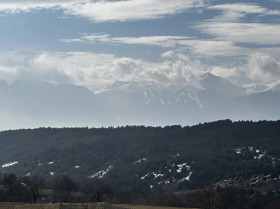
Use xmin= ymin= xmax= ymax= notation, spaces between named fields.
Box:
xmin=0 ymin=203 xmax=59 ymax=209
xmin=0 ymin=203 xmax=199 ymax=209
xmin=115 ymin=204 xmax=198 ymax=209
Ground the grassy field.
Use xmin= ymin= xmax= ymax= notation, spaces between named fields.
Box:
xmin=0 ymin=202 xmax=199 ymax=209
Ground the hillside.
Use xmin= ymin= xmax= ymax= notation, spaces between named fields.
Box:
xmin=0 ymin=120 xmax=280 ymax=193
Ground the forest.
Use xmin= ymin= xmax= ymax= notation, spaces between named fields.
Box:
xmin=0 ymin=120 xmax=280 ymax=208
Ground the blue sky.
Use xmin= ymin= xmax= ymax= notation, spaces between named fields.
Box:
xmin=0 ymin=0 xmax=280 ymax=91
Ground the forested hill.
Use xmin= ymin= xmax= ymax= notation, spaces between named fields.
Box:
xmin=0 ymin=120 xmax=280 ymax=190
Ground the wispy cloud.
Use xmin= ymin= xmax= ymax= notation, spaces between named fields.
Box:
xmin=0 ymin=0 xmax=205 ymax=22
xmin=194 ymin=3 xmax=280 ymax=46
xmin=60 ymin=33 xmax=249 ymax=57
xmin=208 ymin=3 xmax=280 ymax=21
xmin=2 ymin=48 xmax=280 ymax=91
xmin=0 ymin=0 xmax=77 ymax=13
xmin=0 ymin=50 xmax=206 ymax=91
xmin=60 ymin=34 xmax=192 ymax=48
xmin=196 ymin=22 xmax=280 ymax=45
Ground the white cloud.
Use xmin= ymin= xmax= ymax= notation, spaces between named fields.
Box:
xmin=1 ymin=49 xmax=280 ymax=90
xmin=63 ymin=0 xmax=205 ymax=22
xmin=0 ymin=0 xmax=204 ymax=22
xmin=208 ymin=3 xmax=280 ymax=21
xmin=0 ymin=50 xmax=206 ymax=91
xmin=246 ymin=52 xmax=280 ymax=83
xmin=196 ymin=22 xmax=280 ymax=45
xmin=61 ymin=34 xmax=192 ymax=48
xmin=61 ymin=33 xmax=249 ymax=56
xmin=180 ymin=39 xmax=249 ymax=56
xmin=209 ymin=51 xmax=280 ymax=85
xmin=0 ymin=50 xmax=72 ymax=84
xmin=0 ymin=0 xmax=78 ymax=13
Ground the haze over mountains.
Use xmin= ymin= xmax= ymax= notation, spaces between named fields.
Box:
xmin=0 ymin=73 xmax=279 ymax=130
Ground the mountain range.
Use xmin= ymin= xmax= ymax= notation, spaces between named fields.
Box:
xmin=0 ymin=73 xmax=279 ymax=130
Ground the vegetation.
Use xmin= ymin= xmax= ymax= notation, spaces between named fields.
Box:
xmin=0 ymin=120 xmax=280 ymax=208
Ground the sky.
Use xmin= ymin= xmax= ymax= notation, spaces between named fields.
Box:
xmin=0 ymin=0 xmax=280 ymax=92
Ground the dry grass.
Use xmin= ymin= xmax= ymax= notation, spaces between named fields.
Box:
xmin=114 ymin=204 xmax=199 ymax=209
xmin=0 ymin=202 xmax=199 ymax=209
xmin=0 ymin=202 xmax=59 ymax=209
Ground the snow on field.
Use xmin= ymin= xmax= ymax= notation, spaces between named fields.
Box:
xmin=1 ymin=161 xmax=18 ymax=168
xmin=133 ymin=158 xmax=147 ymax=164
xmin=90 ymin=166 xmax=113 ymax=178
xmin=141 ymin=172 xmax=165 ymax=180
xmin=235 ymin=148 xmax=242 ymax=154
xmin=172 ymin=154 xmax=180 ymax=158
xmin=179 ymin=171 xmax=193 ymax=182
xmin=177 ymin=163 xmax=190 ymax=173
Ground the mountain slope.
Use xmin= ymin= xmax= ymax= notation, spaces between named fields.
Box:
xmin=0 ymin=120 xmax=280 ymax=190
xmin=96 ymin=73 xmax=246 ymax=125
xmin=207 ymin=91 xmax=280 ymax=122
xmin=0 ymin=80 xmax=117 ymax=129
xmin=0 ymin=74 xmax=279 ymax=129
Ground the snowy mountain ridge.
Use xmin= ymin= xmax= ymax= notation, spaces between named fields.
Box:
xmin=0 ymin=73 xmax=279 ymax=129
xmin=96 ymin=73 xmax=246 ymax=109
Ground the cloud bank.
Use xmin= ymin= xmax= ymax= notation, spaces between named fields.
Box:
xmin=1 ymin=49 xmax=280 ymax=92
xmin=0 ymin=0 xmax=204 ymax=22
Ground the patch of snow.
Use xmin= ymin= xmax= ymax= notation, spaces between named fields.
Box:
xmin=188 ymin=91 xmax=203 ymax=108
xmin=48 ymin=162 xmax=54 ymax=165
xmin=177 ymin=163 xmax=190 ymax=173
xmin=179 ymin=172 xmax=193 ymax=182
xmin=149 ymin=91 xmax=155 ymax=98
xmin=90 ymin=166 xmax=113 ymax=178
xmin=20 ymin=183 xmax=28 ymax=187
xmin=248 ymin=147 xmax=254 ymax=152
xmin=50 ymin=172 xmax=54 ymax=176
xmin=1 ymin=161 xmax=18 ymax=168
xmin=153 ymin=172 xmax=164 ymax=178
xmin=172 ymin=154 xmax=180 ymax=158
xmin=235 ymin=148 xmax=242 ymax=154
xmin=133 ymin=158 xmax=147 ymax=164
xmin=75 ymin=165 xmax=80 ymax=169
xmin=144 ymin=91 xmax=148 ymax=98
xmin=158 ymin=180 xmax=170 ymax=185
xmin=141 ymin=172 xmax=164 ymax=180
xmin=146 ymin=98 xmax=152 ymax=105
xmin=266 ymin=80 xmax=280 ymax=92
xmin=38 ymin=163 xmax=42 ymax=166
xmin=243 ymin=83 xmax=268 ymax=94
xmin=254 ymin=154 xmax=265 ymax=160
xmin=140 ymin=173 xmax=150 ymax=180
xmin=160 ymin=98 xmax=165 ymax=105
xmin=24 ymin=173 xmax=31 ymax=177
